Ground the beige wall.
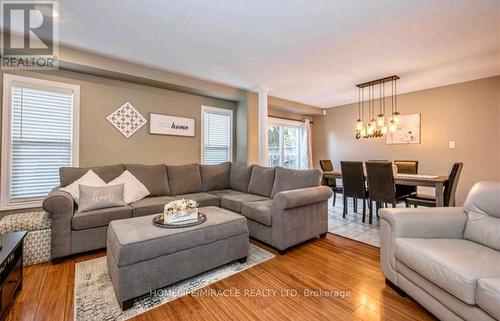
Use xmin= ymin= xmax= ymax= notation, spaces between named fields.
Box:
xmin=0 ymin=70 xmax=236 ymax=167
xmin=312 ymin=76 xmax=500 ymax=205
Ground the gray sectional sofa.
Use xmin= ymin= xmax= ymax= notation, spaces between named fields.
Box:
xmin=43 ymin=162 xmax=333 ymax=260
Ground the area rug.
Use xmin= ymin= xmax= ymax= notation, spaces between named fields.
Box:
xmin=74 ymin=244 xmax=274 ymax=321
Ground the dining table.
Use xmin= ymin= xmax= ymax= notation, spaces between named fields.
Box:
xmin=323 ymin=171 xmax=449 ymax=207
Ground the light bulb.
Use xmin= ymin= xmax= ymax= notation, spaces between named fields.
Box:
xmin=381 ymin=126 xmax=388 ymax=134
xmin=389 ymin=120 xmax=397 ymax=133
xmin=367 ymin=124 xmax=374 ymax=135
xmin=360 ymin=127 xmax=367 ymax=137
xmin=356 ymin=119 xmax=363 ymax=131
xmin=367 ymin=119 xmax=375 ymax=130
xmin=377 ymin=114 xmax=385 ymax=127
xmin=392 ymin=112 xmax=400 ymax=124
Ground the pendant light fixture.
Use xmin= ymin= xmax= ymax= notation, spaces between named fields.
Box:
xmin=388 ymin=76 xmax=399 ymax=133
xmin=356 ymin=87 xmax=363 ymax=131
xmin=355 ymin=75 xmax=400 ymax=139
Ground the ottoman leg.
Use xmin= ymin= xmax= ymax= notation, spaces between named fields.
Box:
xmin=238 ymin=256 xmax=247 ymax=264
xmin=121 ymin=298 xmax=135 ymax=311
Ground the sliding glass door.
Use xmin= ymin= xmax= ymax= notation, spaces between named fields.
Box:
xmin=268 ymin=119 xmax=300 ymax=169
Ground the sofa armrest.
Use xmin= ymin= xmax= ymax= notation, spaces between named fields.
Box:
xmin=379 ymin=207 xmax=467 ymax=285
xmin=379 ymin=207 xmax=467 ymax=239
xmin=273 ymin=186 xmax=333 ymax=210
xmin=270 ymin=186 xmax=332 ymax=251
xmin=42 ymin=186 xmax=75 ymax=259
xmin=42 ymin=187 xmax=74 ymax=216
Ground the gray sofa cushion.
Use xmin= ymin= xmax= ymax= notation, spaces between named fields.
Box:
xmin=220 ymin=192 xmax=269 ymax=213
xmin=107 ymin=206 xmax=248 ymax=267
xmin=271 ymin=166 xmax=322 ymax=198
xmin=174 ymin=193 xmax=220 ymax=207
xmin=395 ymin=237 xmax=500 ymax=305
xmin=72 ymin=205 xmax=132 ymax=230
xmin=130 ymin=196 xmax=175 ymax=217
xmin=247 ymin=165 xmax=275 ymax=198
xmin=241 ymin=200 xmax=273 ymax=226
xmin=200 ymin=162 xmax=231 ymax=191
xmin=60 ymin=164 xmax=124 ymax=187
xmin=207 ymin=189 xmax=242 ymax=197
xmin=230 ymin=163 xmax=253 ymax=193
xmin=476 ymin=278 xmax=500 ymax=320
xmin=125 ymin=164 xmax=170 ymax=196
xmin=167 ymin=164 xmax=202 ymax=195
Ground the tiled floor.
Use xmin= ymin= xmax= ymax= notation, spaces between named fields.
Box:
xmin=328 ymin=195 xmax=381 ymax=247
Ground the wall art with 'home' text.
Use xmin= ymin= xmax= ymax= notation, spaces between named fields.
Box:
xmin=149 ymin=113 xmax=195 ymax=137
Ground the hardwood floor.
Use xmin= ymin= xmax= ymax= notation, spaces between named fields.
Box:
xmin=6 ymin=234 xmax=436 ymax=321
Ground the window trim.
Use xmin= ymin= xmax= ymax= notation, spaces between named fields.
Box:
xmin=200 ymin=105 xmax=233 ymax=164
xmin=1 ymin=74 xmax=80 ymax=210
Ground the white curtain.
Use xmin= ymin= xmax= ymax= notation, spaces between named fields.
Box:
xmin=299 ymin=119 xmax=313 ymax=169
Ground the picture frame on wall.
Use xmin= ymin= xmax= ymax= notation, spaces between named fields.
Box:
xmin=149 ymin=113 xmax=195 ymax=137
xmin=387 ymin=113 xmax=421 ymax=144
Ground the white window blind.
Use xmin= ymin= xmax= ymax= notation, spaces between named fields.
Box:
xmin=201 ymin=106 xmax=233 ymax=165
xmin=1 ymin=75 xmax=79 ymax=209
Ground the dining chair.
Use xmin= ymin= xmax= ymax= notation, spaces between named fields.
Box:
xmin=365 ymin=161 xmax=407 ymax=224
xmin=319 ymin=160 xmax=343 ymax=207
xmin=405 ymin=162 xmax=463 ymax=207
xmin=394 ymin=160 xmax=418 ymax=199
xmin=340 ymin=161 xmax=369 ymax=222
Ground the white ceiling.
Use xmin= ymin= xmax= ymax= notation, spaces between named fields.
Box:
xmin=55 ymin=0 xmax=499 ymax=107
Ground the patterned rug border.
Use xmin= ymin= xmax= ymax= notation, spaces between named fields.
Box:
xmin=74 ymin=244 xmax=275 ymax=321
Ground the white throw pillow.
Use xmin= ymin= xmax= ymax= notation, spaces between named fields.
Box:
xmin=59 ymin=170 xmax=106 ymax=204
xmin=108 ymin=170 xmax=150 ymax=204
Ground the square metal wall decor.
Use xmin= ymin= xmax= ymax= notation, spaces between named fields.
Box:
xmin=107 ymin=102 xmax=147 ymax=138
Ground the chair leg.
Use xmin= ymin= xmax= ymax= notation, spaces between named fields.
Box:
xmin=353 ymin=198 xmax=358 ymax=213
xmin=342 ymin=195 xmax=347 ymax=218
xmin=392 ymin=203 xmax=396 ymax=208
xmin=369 ymin=200 xmax=373 ymax=224
xmin=362 ymin=199 xmax=366 ymax=223
xmin=333 ymin=191 xmax=337 ymax=207
xmin=405 ymin=200 xmax=409 ymax=208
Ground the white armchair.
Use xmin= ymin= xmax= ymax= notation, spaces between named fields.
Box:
xmin=380 ymin=181 xmax=500 ymax=321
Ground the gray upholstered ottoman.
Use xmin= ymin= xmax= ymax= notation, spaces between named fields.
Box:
xmin=107 ymin=206 xmax=249 ymax=310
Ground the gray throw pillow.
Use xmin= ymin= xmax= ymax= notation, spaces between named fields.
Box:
xmin=271 ymin=166 xmax=322 ymax=198
xmin=77 ymin=184 xmax=126 ymax=212
xmin=247 ymin=165 xmax=275 ymax=198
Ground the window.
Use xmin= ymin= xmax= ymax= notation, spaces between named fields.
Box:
xmin=201 ymin=106 xmax=233 ymax=165
xmin=268 ymin=118 xmax=300 ymax=169
xmin=1 ymin=75 xmax=80 ymax=210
